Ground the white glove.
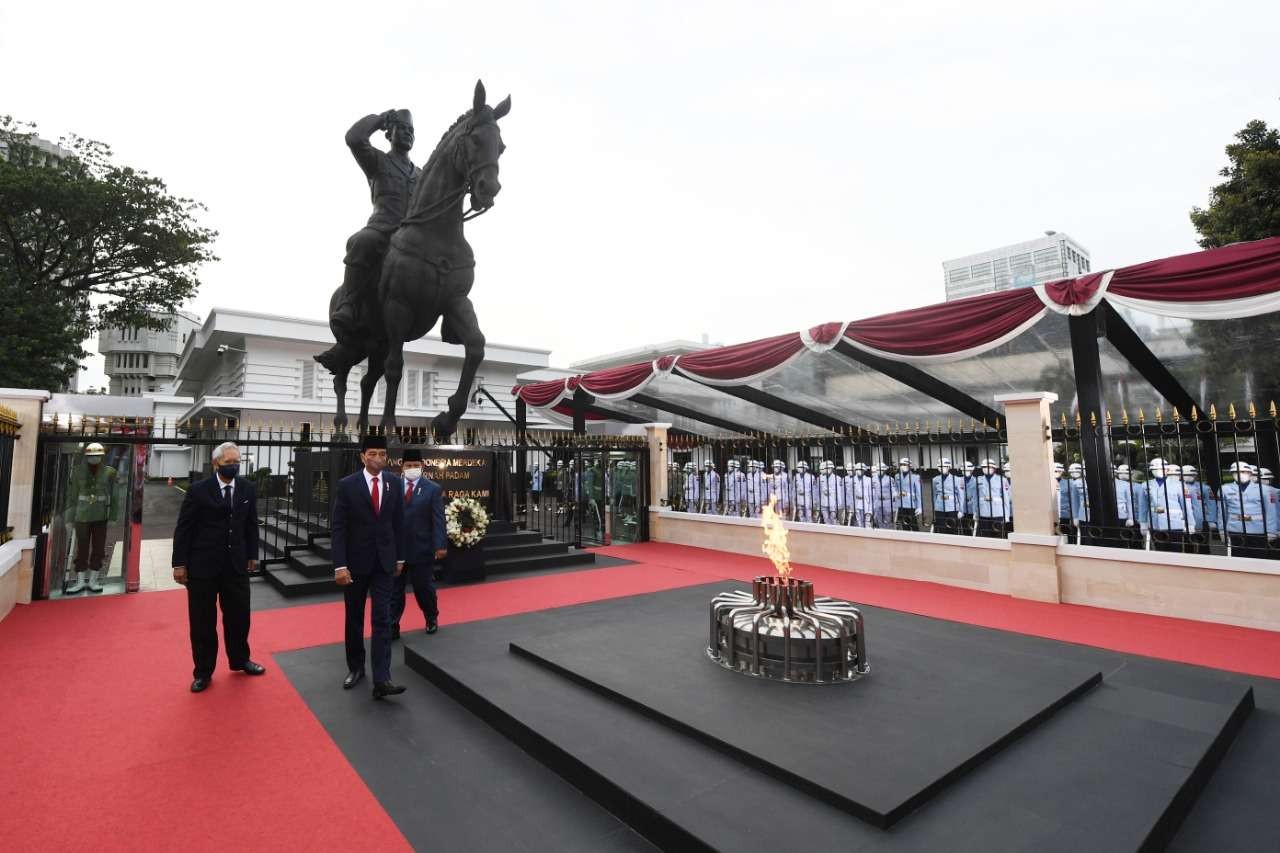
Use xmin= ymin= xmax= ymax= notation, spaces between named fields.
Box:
xmin=1124 ymin=518 xmax=1134 ymax=527
xmin=1073 ymin=518 xmax=1081 ymax=527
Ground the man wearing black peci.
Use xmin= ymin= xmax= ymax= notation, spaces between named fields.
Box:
xmin=331 ymin=434 xmax=407 ymax=699
xmin=392 ymin=448 xmax=448 ymax=638
xmin=172 ymin=442 xmax=267 ymax=693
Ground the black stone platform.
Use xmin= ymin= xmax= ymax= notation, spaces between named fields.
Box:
xmin=403 ymin=583 xmax=1262 ymax=852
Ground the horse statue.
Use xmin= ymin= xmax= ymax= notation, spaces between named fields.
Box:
xmin=315 ymin=80 xmax=510 ymax=441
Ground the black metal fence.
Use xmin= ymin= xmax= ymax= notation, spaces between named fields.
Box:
xmin=664 ymin=426 xmax=1013 ymax=538
xmin=0 ymin=406 xmax=19 ymax=544
xmin=514 ymin=430 xmax=649 ymax=548
xmin=1054 ymin=405 xmax=1280 ymax=559
xmin=33 ymin=418 xmax=651 ymax=587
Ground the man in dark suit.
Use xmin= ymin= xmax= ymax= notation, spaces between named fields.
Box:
xmin=392 ymin=448 xmax=448 ymax=638
xmin=331 ymin=434 xmax=406 ymax=699
xmin=172 ymin=442 xmax=267 ymax=693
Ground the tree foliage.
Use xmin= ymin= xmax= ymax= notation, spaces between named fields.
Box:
xmin=0 ymin=117 xmax=217 ymax=389
xmin=1187 ymin=118 xmax=1280 ymax=410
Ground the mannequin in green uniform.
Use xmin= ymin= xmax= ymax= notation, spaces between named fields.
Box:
xmin=64 ymin=442 xmax=118 ymax=593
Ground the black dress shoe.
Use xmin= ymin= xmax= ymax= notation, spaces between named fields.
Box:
xmin=426 ymin=620 xmax=438 ymax=635
xmin=391 ymin=624 xmax=401 ymax=640
xmin=191 ymin=677 xmax=211 ymax=693
xmin=372 ymin=681 xmax=406 ymax=699
xmin=343 ymin=670 xmax=365 ymax=690
xmin=232 ymin=660 xmax=267 ymax=676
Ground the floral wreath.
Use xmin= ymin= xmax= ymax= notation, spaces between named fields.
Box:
xmin=445 ymin=497 xmax=490 ymax=548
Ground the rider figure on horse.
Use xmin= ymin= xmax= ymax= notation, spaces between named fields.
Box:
xmin=329 ymin=109 xmax=421 ymax=341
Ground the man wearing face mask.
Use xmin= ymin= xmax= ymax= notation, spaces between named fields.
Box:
xmin=1220 ymin=461 xmax=1278 ymax=559
xmin=1052 ymin=463 xmax=1071 ymax=534
xmin=1181 ymin=464 xmax=1217 ymax=555
xmin=391 ymin=449 xmax=448 ymax=638
xmin=974 ymin=459 xmax=1010 ymax=538
xmin=870 ymin=463 xmax=898 ymax=529
xmin=63 ymin=442 xmax=118 ymax=594
xmin=894 ymin=458 xmax=923 ymax=531
xmin=1067 ymin=463 xmax=1090 ymax=543
xmin=767 ymin=460 xmax=792 ymax=518
xmin=962 ymin=461 xmax=979 ymax=535
xmin=1138 ymin=458 xmax=1190 ymax=553
xmin=931 ymin=458 xmax=964 ymax=535
xmin=1113 ymin=464 xmax=1143 ymax=548
xmin=171 ymin=442 xmax=265 ymax=693
xmin=793 ymin=461 xmax=817 ymax=523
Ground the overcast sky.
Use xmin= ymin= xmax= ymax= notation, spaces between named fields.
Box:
xmin=3 ymin=1 xmax=1278 ymax=391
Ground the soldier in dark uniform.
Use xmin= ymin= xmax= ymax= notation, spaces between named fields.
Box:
xmin=330 ymin=109 xmax=421 ymax=340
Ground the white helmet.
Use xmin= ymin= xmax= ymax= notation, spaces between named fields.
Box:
xmin=963 ymin=461 xmax=975 ymax=473
xmin=703 ymin=459 xmax=714 ymax=468
xmin=854 ymin=462 xmax=867 ymax=473
xmin=1229 ymin=461 xmax=1253 ymax=481
xmin=771 ymin=459 xmax=785 ymax=470
xmin=750 ymin=459 xmax=763 ymax=469
xmin=1053 ymin=462 xmax=1064 ymax=474
xmin=1262 ymin=467 xmax=1274 ymax=482
xmin=727 ymin=459 xmax=740 ymax=470
xmin=820 ymin=460 xmax=834 ymax=473
xmin=898 ymin=457 xmax=911 ymax=468
xmin=797 ymin=461 xmax=810 ymax=471
xmin=1148 ymin=457 xmax=1168 ymax=476
xmin=1181 ymin=464 xmax=1198 ymax=479
xmin=1116 ymin=464 xmax=1131 ymax=481
xmin=1068 ymin=462 xmax=1083 ymax=478
xmin=683 ymin=461 xmax=695 ymax=472
xmin=84 ymin=442 xmax=105 ymax=458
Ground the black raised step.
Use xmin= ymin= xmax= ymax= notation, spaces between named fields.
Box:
xmin=289 ymin=549 xmax=334 ymax=578
xmin=259 ymin=517 xmax=308 ymax=546
xmin=272 ymin=509 xmax=328 ymax=533
xmin=403 ymin=583 xmax=1258 ymax=851
xmin=485 ymin=550 xmax=596 ymax=576
xmin=310 ymin=536 xmax=332 ymax=558
xmin=261 ymin=563 xmax=335 ymax=598
xmin=486 ymin=541 xmax=581 ymax=561
xmin=485 ymin=531 xmax=544 ymax=548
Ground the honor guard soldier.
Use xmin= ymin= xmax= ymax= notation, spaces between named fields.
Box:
xmin=846 ymin=463 xmax=874 ymax=527
xmin=668 ymin=461 xmax=683 ymax=510
xmin=870 ymin=463 xmax=898 ymax=529
xmin=817 ymin=460 xmax=844 ymax=525
xmin=1067 ymin=463 xmax=1090 ymax=541
xmin=63 ymin=442 xmax=119 ymax=593
xmin=894 ymin=458 xmax=923 ymax=531
xmin=531 ymin=462 xmax=543 ymax=504
xmin=792 ymin=461 xmax=817 ymax=522
xmin=1138 ymin=458 xmax=1191 ymax=552
xmin=724 ymin=459 xmax=747 ymax=517
xmin=974 ymin=459 xmax=1010 ymax=538
xmin=1220 ymin=462 xmax=1278 ymax=558
xmin=931 ymin=458 xmax=965 ymax=535
xmin=682 ymin=461 xmax=700 ymax=512
xmin=962 ymin=461 xmax=979 ymax=535
xmin=1181 ymin=464 xmax=1218 ymax=555
xmin=701 ymin=460 xmax=722 ymax=515
xmin=1053 ymin=463 xmax=1071 ymax=533
xmin=745 ymin=460 xmax=767 ymax=517
xmin=767 ymin=460 xmax=793 ymax=518
xmin=1114 ymin=464 xmax=1143 ymax=548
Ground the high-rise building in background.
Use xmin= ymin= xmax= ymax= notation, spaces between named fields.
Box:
xmin=943 ymin=232 xmax=1091 ymax=301
xmin=99 ymin=310 xmax=203 ymax=396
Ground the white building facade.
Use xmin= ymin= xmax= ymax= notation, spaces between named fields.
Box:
xmin=943 ymin=232 xmax=1091 ymax=302
xmin=172 ymin=307 xmax=558 ymax=435
xmin=100 ymin=311 xmax=202 ymax=396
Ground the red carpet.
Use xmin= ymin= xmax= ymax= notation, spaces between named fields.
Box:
xmin=1 ymin=542 xmax=1278 ymax=851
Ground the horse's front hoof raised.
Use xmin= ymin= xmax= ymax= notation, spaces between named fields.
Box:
xmin=431 ymin=413 xmax=456 ymax=442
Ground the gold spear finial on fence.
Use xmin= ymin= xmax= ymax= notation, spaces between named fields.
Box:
xmin=1090 ymin=411 xmax=1098 ymax=428
xmin=995 ymin=416 xmax=1001 ymax=430
xmin=1105 ymin=410 xmax=1112 ymax=427
xmin=1121 ymin=409 xmax=1130 ymax=426
xmin=1228 ymin=403 xmax=1237 ymax=420
xmin=1210 ymin=403 xmax=1218 ymax=421
xmin=1059 ymin=412 xmax=1068 ymax=428
xmin=1137 ymin=408 xmax=1146 ymax=424
xmin=1190 ymin=405 xmax=1199 ymax=421
xmin=1154 ymin=406 xmax=1163 ymax=424
xmin=1172 ymin=406 xmax=1181 ymax=423
xmin=1271 ymin=400 xmax=1278 ymax=419
xmin=1249 ymin=401 xmax=1258 ymax=419
xmin=1074 ymin=411 xmax=1082 ymax=428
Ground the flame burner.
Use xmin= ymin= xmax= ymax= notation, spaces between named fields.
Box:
xmin=707 ymin=576 xmax=869 ymax=684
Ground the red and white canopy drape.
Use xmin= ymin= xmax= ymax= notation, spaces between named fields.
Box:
xmin=513 ymin=237 xmax=1280 ymax=412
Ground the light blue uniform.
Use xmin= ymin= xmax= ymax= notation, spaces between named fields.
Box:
xmin=1055 ymin=478 xmax=1071 ymax=520
xmin=1185 ymin=481 xmax=1218 ymax=531
xmin=932 ymin=473 xmax=966 ymax=514
xmin=871 ymin=474 xmax=898 ymax=528
xmin=682 ymin=469 xmax=701 ymax=510
xmin=701 ymin=469 xmax=721 ymax=514
xmin=964 ymin=475 xmax=979 ymax=518
xmin=1114 ymin=478 xmax=1141 ymax=525
xmin=1138 ymin=478 xmax=1191 ymax=531
xmin=975 ymin=474 xmax=1010 ymax=519
xmin=1069 ymin=478 xmax=1090 ymax=523
xmin=895 ymin=471 xmax=923 ymax=512
xmin=1219 ymin=481 xmax=1278 ymax=535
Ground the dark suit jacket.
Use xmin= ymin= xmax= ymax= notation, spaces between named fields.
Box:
xmin=171 ymin=476 xmax=259 ymax=579
xmin=400 ymin=476 xmax=448 ymax=563
xmin=331 ymin=469 xmax=404 ymax=576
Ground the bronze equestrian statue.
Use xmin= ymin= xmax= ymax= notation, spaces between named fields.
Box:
xmin=316 ymin=80 xmax=510 ymax=441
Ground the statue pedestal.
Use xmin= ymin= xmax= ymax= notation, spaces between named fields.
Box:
xmin=441 ymin=542 xmax=486 ymax=584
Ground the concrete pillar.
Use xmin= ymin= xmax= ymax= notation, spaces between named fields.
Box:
xmin=643 ymin=423 xmax=671 ymax=511
xmin=0 ymin=389 xmax=51 ymax=606
xmin=995 ymin=392 xmax=1061 ymax=603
